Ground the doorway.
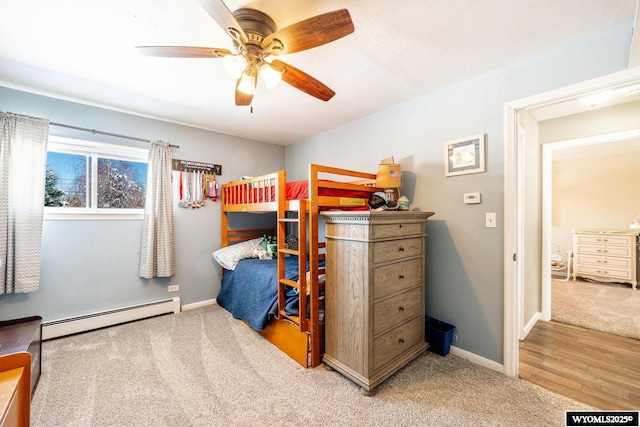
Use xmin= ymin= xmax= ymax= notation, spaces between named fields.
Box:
xmin=503 ymin=67 xmax=640 ymax=377
xmin=541 ymin=129 xmax=640 ymax=321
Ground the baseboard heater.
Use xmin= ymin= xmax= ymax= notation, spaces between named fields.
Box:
xmin=42 ymin=297 xmax=181 ymax=340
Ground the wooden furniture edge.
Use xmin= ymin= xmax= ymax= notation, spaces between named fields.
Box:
xmin=0 ymin=351 xmax=31 ymax=427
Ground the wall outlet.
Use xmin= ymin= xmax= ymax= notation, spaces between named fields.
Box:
xmin=168 ymin=285 xmax=180 ymax=292
xmin=453 ymin=334 xmax=458 ymax=342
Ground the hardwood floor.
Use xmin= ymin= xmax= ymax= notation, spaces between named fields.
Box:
xmin=519 ymin=320 xmax=640 ymax=410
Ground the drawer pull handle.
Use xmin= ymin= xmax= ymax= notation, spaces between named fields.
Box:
xmin=398 ymin=247 xmax=405 ymax=252
xmin=596 ymin=249 xmax=608 ymax=253
xmin=398 ymin=338 xmax=405 ymax=344
xmin=399 ymin=224 xmax=403 ymax=228
xmin=597 ymin=260 xmax=608 ymax=264
xmin=596 ymin=270 xmax=609 ymax=274
xmin=399 ymin=274 xmax=405 ymax=279
xmin=398 ymin=306 xmax=405 ymax=312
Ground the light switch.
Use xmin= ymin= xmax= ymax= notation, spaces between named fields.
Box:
xmin=486 ymin=213 xmax=496 ymax=228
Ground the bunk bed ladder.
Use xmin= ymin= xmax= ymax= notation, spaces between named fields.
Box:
xmin=276 ymin=199 xmax=308 ymax=332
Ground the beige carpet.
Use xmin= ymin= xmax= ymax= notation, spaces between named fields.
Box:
xmin=552 ymin=278 xmax=640 ymax=340
xmin=31 ymin=304 xmax=591 ymax=427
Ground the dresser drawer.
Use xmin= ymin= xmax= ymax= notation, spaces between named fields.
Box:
xmin=373 ymin=258 xmax=422 ymax=300
xmin=373 ymin=287 xmax=422 ymax=335
xmin=574 ymin=254 xmax=631 ymax=269
xmin=575 ymin=244 xmax=631 ymax=258
xmin=371 ymin=222 xmax=423 ymax=240
xmin=575 ymin=264 xmax=632 ymax=280
xmin=373 ymin=237 xmax=422 ymax=264
xmin=576 ymin=234 xmax=633 ymax=246
xmin=373 ymin=316 xmax=423 ymax=371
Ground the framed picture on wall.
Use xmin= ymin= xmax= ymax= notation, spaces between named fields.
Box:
xmin=444 ymin=134 xmax=486 ymax=177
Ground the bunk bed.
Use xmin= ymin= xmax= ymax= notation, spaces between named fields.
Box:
xmin=217 ymin=164 xmax=381 ymax=368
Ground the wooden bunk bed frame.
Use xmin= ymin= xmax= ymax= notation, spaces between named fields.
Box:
xmin=220 ymin=164 xmax=381 ymax=367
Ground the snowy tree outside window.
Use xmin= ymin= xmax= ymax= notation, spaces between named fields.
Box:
xmin=44 ymin=136 xmax=147 ymax=218
xmin=96 ymin=158 xmax=146 ymax=209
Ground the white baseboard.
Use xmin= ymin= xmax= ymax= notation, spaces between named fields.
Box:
xmin=522 ymin=312 xmax=541 ymax=340
xmin=448 ymin=345 xmax=504 ymax=373
xmin=181 ymin=298 xmax=217 ymax=311
xmin=43 ymin=297 xmax=181 ymax=340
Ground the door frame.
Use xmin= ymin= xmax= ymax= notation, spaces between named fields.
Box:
xmin=503 ymin=66 xmax=640 ymax=377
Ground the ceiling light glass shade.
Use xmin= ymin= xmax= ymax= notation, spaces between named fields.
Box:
xmin=576 ymin=90 xmax=613 ymax=107
xmin=223 ymin=54 xmax=248 ymax=79
xmin=259 ymin=62 xmax=283 ymax=89
xmin=237 ymin=72 xmax=257 ymax=95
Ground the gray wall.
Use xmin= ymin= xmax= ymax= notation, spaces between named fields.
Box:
xmin=285 ymin=22 xmax=633 ymax=363
xmin=0 ymin=86 xmax=283 ymax=321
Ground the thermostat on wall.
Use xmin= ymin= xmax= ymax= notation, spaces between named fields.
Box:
xmin=463 ymin=192 xmax=481 ymax=204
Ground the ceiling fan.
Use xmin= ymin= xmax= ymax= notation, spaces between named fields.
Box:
xmin=136 ymin=0 xmax=354 ymax=106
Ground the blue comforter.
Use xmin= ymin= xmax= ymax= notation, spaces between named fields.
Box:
xmin=217 ymin=256 xmax=303 ymax=331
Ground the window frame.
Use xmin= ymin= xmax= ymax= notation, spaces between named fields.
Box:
xmin=44 ymin=135 xmax=148 ymax=221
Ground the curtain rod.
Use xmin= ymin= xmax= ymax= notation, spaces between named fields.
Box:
xmin=49 ymin=122 xmax=179 ymax=149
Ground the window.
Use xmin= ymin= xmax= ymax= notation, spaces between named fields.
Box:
xmin=44 ymin=136 xmax=148 ymax=219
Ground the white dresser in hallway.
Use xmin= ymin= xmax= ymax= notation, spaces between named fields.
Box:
xmin=572 ymin=228 xmax=640 ymax=289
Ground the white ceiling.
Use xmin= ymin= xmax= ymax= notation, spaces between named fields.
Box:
xmin=0 ymin=0 xmax=637 ymax=145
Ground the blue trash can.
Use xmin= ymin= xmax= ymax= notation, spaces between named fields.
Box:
xmin=425 ymin=317 xmax=456 ymax=356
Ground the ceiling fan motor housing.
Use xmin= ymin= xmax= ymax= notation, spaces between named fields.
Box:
xmin=232 ymin=8 xmax=277 ymax=51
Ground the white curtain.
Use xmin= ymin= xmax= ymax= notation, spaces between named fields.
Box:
xmin=139 ymin=140 xmax=176 ymax=278
xmin=0 ymin=112 xmax=50 ymax=294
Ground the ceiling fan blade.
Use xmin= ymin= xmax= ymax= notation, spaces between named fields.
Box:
xmin=271 ymin=60 xmax=335 ymax=101
xmin=136 ymin=46 xmax=231 ymax=58
xmin=235 ymin=79 xmax=254 ymax=106
xmin=198 ymin=0 xmax=248 ymax=46
xmin=263 ymin=9 xmax=354 ymax=56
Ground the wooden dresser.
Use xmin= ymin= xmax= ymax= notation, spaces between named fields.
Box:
xmin=572 ymin=228 xmax=640 ymax=289
xmin=321 ymin=210 xmax=434 ymax=395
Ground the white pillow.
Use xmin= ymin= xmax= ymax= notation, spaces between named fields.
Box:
xmin=212 ymin=237 xmax=264 ymax=270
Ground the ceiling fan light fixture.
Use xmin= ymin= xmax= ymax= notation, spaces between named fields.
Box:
xmin=237 ymin=71 xmax=257 ymax=95
xmin=138 ymin=5 xmax=355 ymax=105
xmin=259 ymin=62 xmax=283 ymax=89
xmin=223 ymin=54 xmax=248 ymax=79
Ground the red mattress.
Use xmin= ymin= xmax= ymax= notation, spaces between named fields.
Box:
xmin=224 ymin=179 xmax=371 ymax=209
xmin=289 ymin=180 xmax=371 ymax=210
